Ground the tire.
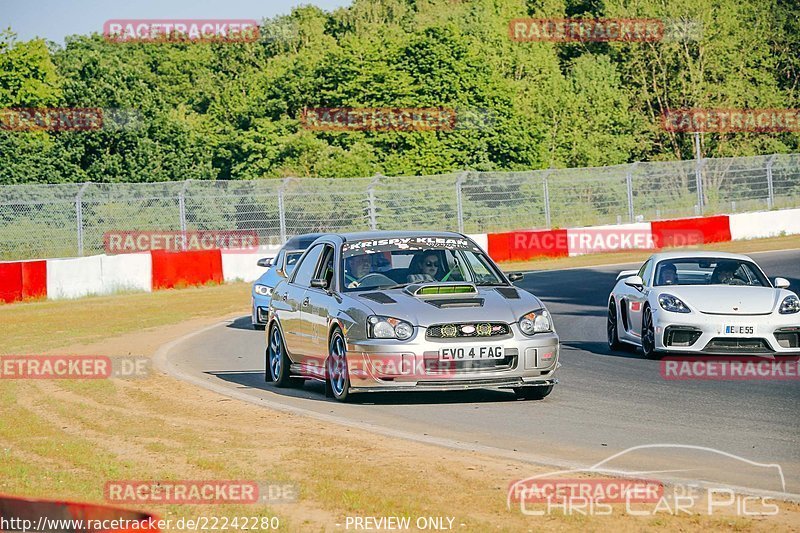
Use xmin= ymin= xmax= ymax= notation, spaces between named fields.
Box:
xmin=267 ymin=324 xmax=293 ymax=386
xmin=641 ymin=306 xmax=662 ymax=360
xmin=326 ymin=328 xmax=351 ymax=402
xmin=607 ymin=299 xmax=624 ymax=351
xmin=514 ymin=385 xmax=553 ymax=400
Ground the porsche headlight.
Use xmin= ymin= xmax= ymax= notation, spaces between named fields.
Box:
xmin=779 ymin=295 xmax=800 ymax=314
xmin=519 ymin=309 xmax=551 ymax=335
xmin=367 ymin=316 xmax=414 ymax=340
xmin=254 ymin=284 xmax=272 ymax=296
xmin=658 ymin=293 xmax=690 ymax=313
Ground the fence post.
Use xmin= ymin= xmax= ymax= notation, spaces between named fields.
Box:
xmin=367 ymin=174 xmax=380 ymax=230
xmin=766 ymin=154 xmax=777 ymax=209
xmin=278 ymin=178 xmax=291 ymax=244
xmin=695 ymin=157 xmax=706 ymax=215
xmin=456 ymin=171 xmax=467 ymax=233
xmin=626 ymin=162 xmax=637 ymax=223
xmin=542 ymin=169 xmax=553 ymax=228
xmin=75 ymin=182 xmax=90 ymax=256
xmin=178 ymin=180 xmax=190 ymax=251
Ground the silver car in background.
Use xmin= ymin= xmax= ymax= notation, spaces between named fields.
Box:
xmin=265 ymin=231 xmax=560 ymax=402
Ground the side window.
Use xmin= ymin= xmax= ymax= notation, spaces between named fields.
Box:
xmin=292 ymin=245 xmax=325 ymax=287
xmin=641 ymin=260 xmax=655 ymax=286
xmin=637 ymin=260 xmax=650 ymax=280
xmin=317 ymin=245 xmax=336 ymax=288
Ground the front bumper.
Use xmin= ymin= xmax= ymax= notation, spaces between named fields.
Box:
xmin=251 ymin=296 xmax=269 ymax=325
xmin=344 ymin=325 xmax=560 ymax=393
xmin=652 ymin=307 xmax=800 ymax=355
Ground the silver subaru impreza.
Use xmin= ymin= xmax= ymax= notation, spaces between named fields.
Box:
xmin=265 ymin=231 xmax=560 ymax=402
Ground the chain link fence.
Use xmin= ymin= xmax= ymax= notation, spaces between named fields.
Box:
xmin=1 ymin=153 xmax=799 ymax=260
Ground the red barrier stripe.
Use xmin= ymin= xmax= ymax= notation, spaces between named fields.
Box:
xmin=0 ymin=262 xmax=23 ymax=303
xmin=488 ymin=229 xmax=569 ymax=262
xmin=22 ymin=260 xmax=47 ymax=300
xmin=151 ymin=249 xmax=223 ymax=290
xmin=651 ymin=215 xmax=731 ymax=248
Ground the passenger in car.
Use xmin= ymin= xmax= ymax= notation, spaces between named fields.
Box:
xmin=407 ymin=251 xmax=441 ymax=283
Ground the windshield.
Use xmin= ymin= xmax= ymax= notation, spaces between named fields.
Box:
xmin=654 ymin=258 xmax=769 ymax=287
xmin=341 ymin=237 xmax=505 ymax=292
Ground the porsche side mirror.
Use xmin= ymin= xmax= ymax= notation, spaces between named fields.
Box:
xmin=508 ymin=272 xmax=524 ymax=282
xmin=624 ymin=275 xmax=644 ymax=291
xmin=310 ymin=278 xmax=328 ymax=289
xmin=775 ymin=277 xmax=791 ymax=289
xmin=257 ymin=257 xmax=272 ymax=267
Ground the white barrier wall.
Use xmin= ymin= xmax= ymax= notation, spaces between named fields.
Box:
xmin=100 ymin=253 xmax=152 ymax=293
xmin=467 ymin=233 xmax=488 ymax=253
xmin=729 ymin=208 xmax=800 ymax=240
xmin=221 ymin=246 xmax=281 ymax=282
xmin=47 ymin=255 xmax=104 ymax=299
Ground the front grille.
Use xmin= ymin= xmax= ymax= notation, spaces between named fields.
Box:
xmin=664 ymin=326 xmax=702 ymax=347
xmin=427 ymin=322 xmax=510 ymax=339
xmin=703 ymin=337 xmax=772 ymax=354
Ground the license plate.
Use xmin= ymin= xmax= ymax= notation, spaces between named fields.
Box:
xmin=440 ymin=346 xmax=504 ymax=361
xmin=723 ymin=325 xmax=754 ymax=335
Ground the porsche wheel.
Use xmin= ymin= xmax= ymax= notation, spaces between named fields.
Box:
xmin=641 ymin=306 xmax=661 ymax=360
xmin=607 ymin=299 xmax=623 ymax=351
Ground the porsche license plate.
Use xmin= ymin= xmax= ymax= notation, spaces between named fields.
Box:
xmin=723 ymin=325 xmax=754 ymax=335
xmin=440 ymin=346 xmax=504 ymax=361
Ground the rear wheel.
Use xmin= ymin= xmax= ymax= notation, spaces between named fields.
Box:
xmin=326 ymin=329 xmax=351 ymax=402
xmin=607 ymin=299 xmax=623 ymax=351
xmin=514 ymin=385 xmax=553 ymax=400
xmin=641 ymin=306 xmax=662 ymax=360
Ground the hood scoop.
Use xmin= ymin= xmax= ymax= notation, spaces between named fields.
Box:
xmin=405 ymin=283 xmax=478 ymax=297
xmin=425 ymin=298 xmax=485 ymax=309
xmin=495 ymin=287 xmax=520 ymax=299
xmin=359 ymin=292 xmax=396 ymax=304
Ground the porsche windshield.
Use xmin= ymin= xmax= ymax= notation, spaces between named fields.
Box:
xmin=654 ymin=258 xmax=769 ymax=287
xmin=341 ymin=238 xmax=504 ymax=291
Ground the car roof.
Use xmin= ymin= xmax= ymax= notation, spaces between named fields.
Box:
xmin=649 ymin=250 xmax=754 ymax=262
xmin=338 ymin=230 xmax=466 ymax=241
xmin=283 ymin=232 xmax=326 ymax=251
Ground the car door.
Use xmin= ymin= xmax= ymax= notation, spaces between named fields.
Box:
xmin=627 ymin=259 xmax=654 ymax=337
xmin=304 ymin=244 xmax=337 ymax=378
xmin=278 ymin=244 xmax=325 ymax=360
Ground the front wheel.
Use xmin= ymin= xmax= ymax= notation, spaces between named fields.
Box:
xmin=326 ymin=329 xmax=351 ymax=402
xmin=641 ymin=306 xmax=662 ymax=360
xmin=607 ymin=299 xmax=623 ymax=351
xmin=514 ymin=385 xmax=553 ymax=400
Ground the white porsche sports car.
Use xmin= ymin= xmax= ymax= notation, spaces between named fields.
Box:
xmin=607 ymin=251 xmax=800 ymax=358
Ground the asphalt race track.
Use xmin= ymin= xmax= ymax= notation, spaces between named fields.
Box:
xmin=163 ymin=249 xmax=800 ymax=499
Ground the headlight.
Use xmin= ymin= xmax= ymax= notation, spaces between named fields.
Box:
xmin=519 ymin=309 xmax=551 ymax=335
xmin=779 ymin=295 xmax=800 ymax=314
xmin=254 ymin=284 xmax=272 ymax=296
xmin=367 ymin=316 xmax=414 ymax=340
xmin=658 ymin=293 xmax=690 ymax=313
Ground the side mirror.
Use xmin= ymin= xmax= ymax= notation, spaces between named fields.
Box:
xmin=624 ymin=275 xmax=645 ymax=291
xmin=310 ymin=278 xmax=328 ymax=289
xmin=508 ymin=272 xmax=524 ymax=282
xmin=257 ymin=257 xmax=273 ymax=268
xmin=775 ymin=277 xmax=791 ymax=289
